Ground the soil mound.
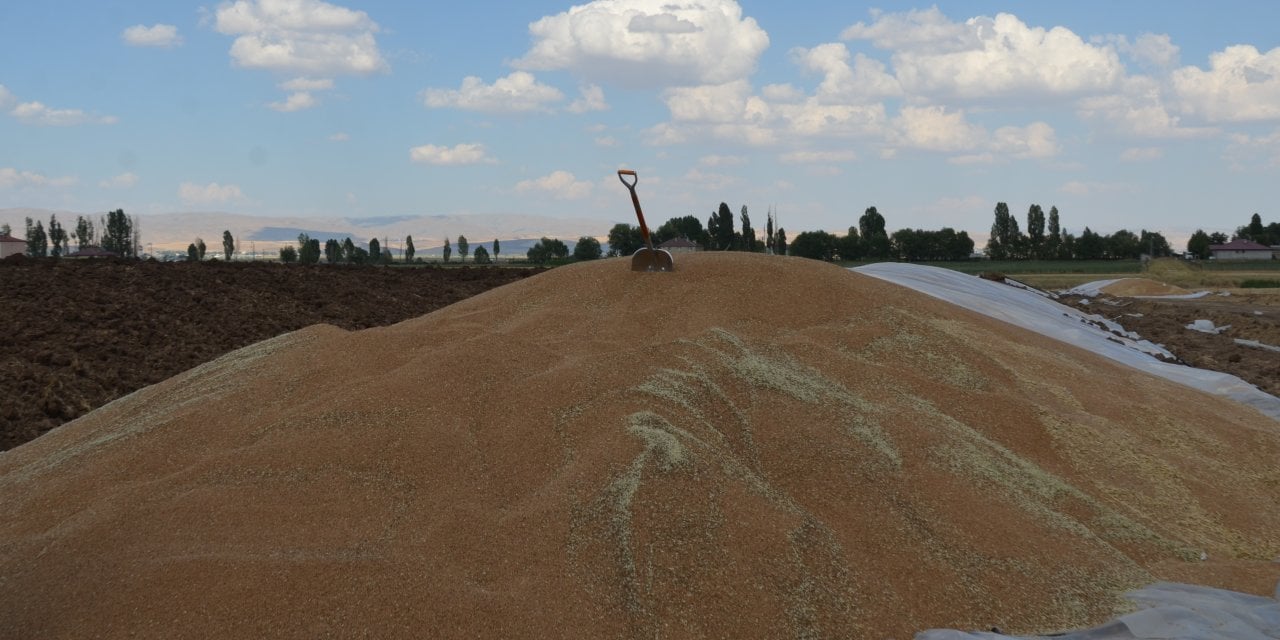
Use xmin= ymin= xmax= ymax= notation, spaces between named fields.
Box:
xmin=3 ymin=253 xmax=1279 ymax=639
xmin=1099 ymin=277 xmax=1191 ymax=297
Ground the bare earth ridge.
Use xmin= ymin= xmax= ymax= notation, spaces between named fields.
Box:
xmin=2 ymin=252 xmax=1278 ymax=638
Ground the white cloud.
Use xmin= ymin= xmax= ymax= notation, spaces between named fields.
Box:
xmin=213 ymin=0 xmax=387 ymax=76
xmin=699 ymin=154 xmax=747 ymax=166
xmin=1077 ymin=75 xmax=1216 ymax=138
xmin=179 ymin=181 xmax=245 ymax=205
xmin=515 ymin=170 xmax=594 ymax=199
xmin=844 ymin=10 xmax=1123 ymax=100
xmin=409 ymin=143 xmax=495 ymax=166
xmin=99 ymin=172 xmax=139 ymax=188
xmin=594 ymin=136 xmax=618 ymax=147
xmin=1059 ymin=180 xmax=1135 ymax=196
xmin=1172 ymin=45 xmax=1280 ymax=122
xmin=280 ymin=77 xmax=334 ymax=92
xmin=328 ymin=132 xmax=349 ymax=141
xmin=663 ymin=80 xmax=755 ymax=123
xmin=1120 ymin=147 xmax=1163 ymax=162
xmin=0 ymin=167 xmax=77 ymax=189
xmin=779 ymin=150 xmax=856 ymax=164
xmin=268 ymin=91 xmax=318 ymax=112
xmin=122 ymin=24 xmax=183 ymax=48
xmin=10 ymin=101 xmax=117 ymax=126
xmin=682 ymin=168 xmax=739 ymax=190
xmin=423 ymin=72 xmax=564 ymax=113
xmin=761 ymin=83 xmax=804 ymax=102
xmin=790 ymin=43 xmax=900 ymax=102
xmin=568 ymin=84 xmax=609 ymax=113
xmin=891 ymin=105 xmax=984 ymax=152
xmin=0 ymin=85 xmax=14 ymax=108
xmin=1223 ymin=129 xmax=1280 ymax=169
xmin=989 ymin=121 xmax=1060 ymax=159
xmin=1103 ymin=33 xmax=1179 ymax=69
xmin=515 ymin=0 xmax=769 ymax=88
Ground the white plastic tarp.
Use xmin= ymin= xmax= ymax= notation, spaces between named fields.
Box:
xmin=852 ymin=263 xmax=1280 ymax=421
xmin=914 ymin=581 xmax=1280 ymax=639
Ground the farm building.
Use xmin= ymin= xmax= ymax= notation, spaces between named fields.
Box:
xmin=1208 ymin=238 xmax=1273 ymax=260
xmin=0 ymin=233 xmax=26 ymax=258
xmin=657 ymin=237 xmax=701 ymax=253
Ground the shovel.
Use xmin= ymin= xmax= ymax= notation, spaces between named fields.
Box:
xmin=617 ymin=169 xmax=674 ymax=272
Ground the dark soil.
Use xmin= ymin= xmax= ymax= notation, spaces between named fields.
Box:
xmin=0 ymin=257 xmax=543 ymax=451
xmin=1060 ymin=291 xmax=1280 ymax=398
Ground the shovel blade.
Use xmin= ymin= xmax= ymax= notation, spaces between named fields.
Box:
xmin=631 ymin=248 xmax=674 ymax=272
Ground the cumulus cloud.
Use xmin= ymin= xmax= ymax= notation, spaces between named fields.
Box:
xmin=0 ymin=167 xmax=77 ymax=189
xmin=515 ymin=0 xmax=769 ymax=88
xmin=1102 ymin=33 xmax=1179 ymax=69
xmin=568 ymin=84 xmax=609 ymax=113
xmin=1058 ymin=180 xmax=1135 ymax=196
xmin=843 ymin=10 xmax=1123 ymax=100
xmin=179 ymin=181 xmax=245 ymax=205
xmin=790 ymin=43 xmax=900 ymax=102
xmin=0 ymin=85 xmax=14 ymax=108
xmin=989 ymin=122 xmax=1060 ymax=159
xmin=268 ymin=91 xmax=318 ymax=112
xmin=1078 ymin=76 xmax=1216 ymax=138
xmin=891 ymin=106 xmax=984 ymax=152
xmin=1172 ymin=45 xmax=1280 ymax=122
xmin=699 ymin=154 xmax=747 ymax=166
xmin=423 ymin=72 xmax=564 ymax=113
xmin=515 ymin=170 xmax=593 ymax=199
xmin=408 ymin=143 xmax=495 ymax=165
xmin=10 ymin=101 xmax=117 ymax=126
xmin=213 ymin=0 xmax=387 ymax=76
xmin=99 ymin=172 xmax=139 ymax=188
xmin=280 ymin=77 xmax=334 ymax=91
xmin=122 ymin=23 xmax=183 ymax=48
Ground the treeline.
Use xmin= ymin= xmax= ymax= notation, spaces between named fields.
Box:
xmin=607 ymin=203 xmax=784 ymax=256
xmin=9 ymin=209 xmax=139 ymax=258
xmin=1186 ymin=213 xmax=1280 ymax=259
xmin=986 ymin=202 xmax=1172 ymax=260
xmin=788 ymin=207 xmax=975 ymax=261
xmin=275 ymin=233 xmax=603 ymax=266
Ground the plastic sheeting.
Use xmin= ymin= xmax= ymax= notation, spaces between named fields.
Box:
xmin=852 ymin=263 xmax=1280 ymax=421
xmin=1066 ymin=279 xmax=1211 ymax=300
xmin=915 ymin=580 xmax=1280 ymax=639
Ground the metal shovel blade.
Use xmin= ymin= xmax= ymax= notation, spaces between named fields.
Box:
xmin=631 ymin=247 xmax=674 ymax=272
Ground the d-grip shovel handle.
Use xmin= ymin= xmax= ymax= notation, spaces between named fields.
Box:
xmin=617 ymin=170 xmax=654 ymax=251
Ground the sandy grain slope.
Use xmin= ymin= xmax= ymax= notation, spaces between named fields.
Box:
xmin=2 ymin=253 xmax=1278 ymax=639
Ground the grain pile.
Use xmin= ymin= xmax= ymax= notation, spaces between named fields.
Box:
xmin=1099 ymin=277 xmax=1192 ymax=297
xmin=2 ymin=252 xmax=1278 ymax=639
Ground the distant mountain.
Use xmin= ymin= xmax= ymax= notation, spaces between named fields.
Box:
xmin=0 ymin=209 xmax=608 ymax=256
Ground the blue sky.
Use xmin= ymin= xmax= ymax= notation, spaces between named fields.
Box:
xmin=3 ymin=1 xmax=1279 ymax=246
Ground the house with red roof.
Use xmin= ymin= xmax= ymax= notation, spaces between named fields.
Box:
xmin=1208 ymin=239 xmax=1273 ymax=261
xmin=0 ymin=233 xmax=25 ymax=258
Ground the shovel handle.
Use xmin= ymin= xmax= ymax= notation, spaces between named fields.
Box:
xmin=617 ymin=170 xmax=654 ymax=251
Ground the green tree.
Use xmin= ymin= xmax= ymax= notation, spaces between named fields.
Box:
xmin=838 ymin=226 xmax=862 ymax=260
xmin=493 ymin=238 xmax=500 ymax=263
xmin=442 ymin=237 xmax=452 ymax=263
xmin=1026 ymin=204 xmax=1046 ymax=259
xmin=298 ymin=233 xmax=321 ymax=264
xmin=48 ymin=214 xmax=67 ymax=257
xmin=279 ymin=245 xmax=298 ymax=263
xmin=101 ymin=209 xmax=135 ymax=257
xmin=405 ymin=235 xmax=415 ymax=263
xmin=986 ymin=202 xmax=1023 ymax=260
xmin=187 ymin=243 xmax=199 ymax=262
xmin=25 ymin=218 xmax=48 ymax=257
xmin=1046 ymin=206 xmax=1063 ymax=258
xmin=607 ymin=223 xmax=643 ymax=257
xmin=654 ymin=215 xmax=708 ymax=247
xmin=711 ymin=202 xmax=735 ymax=250
xmin=74 ymin=216 xmax=94 ymax=251
xmin=776 ymin=228 xmax=787 ymax=255
xmin=342 ymin=238 xmax=356 ymax=263
xmin=788 ymin=230 xmax=838 ymax=260
xmin=1208 ymin=231 xmax=1229 ymax=245
xmin=858 ymin=207 xmax=890 ymax=259
xmin=1106 ymin=229 xmax=1141 ymax=259
xmin=457 ymin=235 xmax=469 ymax=263
xmin=1139 ymin=230 xmax=1172 ymax=257
xmin=1186 ymin=229 xmax=1212 ymax=259
xmin=740 ymin=205 xmax=757 ymax=251
xmin=1075 ymin=227 xmax=1105 ymax=260
xmin=1246 ymin=213 xmax=1265 ymax=241
xmin=527 ymin=237 xmax=569 ymax=264
xmin=369 ymin=237 xmax=381 ymax=262
xmin=222 ymin=230 xmax=235 ymax=261
xmin=0 ymin=223 xmax=9 ymax=236
xmin=473 ymin=245 xmax=491 ymax=264
xmin=765 ymin=210 xmax=775 ymax=254
xmin=573 ymin=236 xmax=602 ymax=260
xmin=324 ymin=238 xmax=341 ymax=263
xmin=196 ymin=237 xmax=207 ymax=260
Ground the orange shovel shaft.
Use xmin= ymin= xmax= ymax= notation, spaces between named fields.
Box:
xmin=617 ymin=170 xmax=654 ymax=251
